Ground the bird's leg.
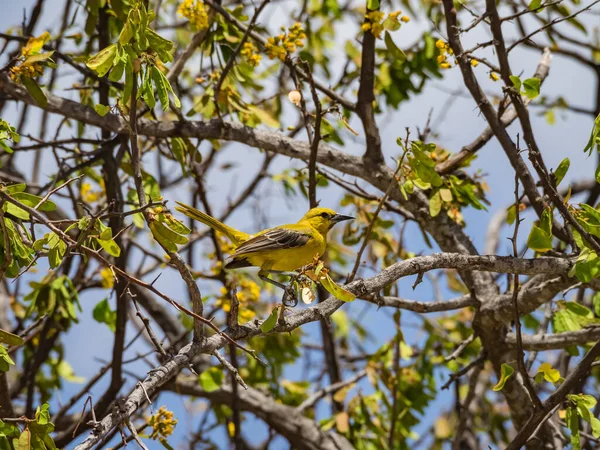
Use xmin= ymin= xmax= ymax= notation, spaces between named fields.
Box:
xmin=258 ymin=271 xmax=299 ymax=307
xmin=267 ymin=270 xmax=312 ymax=285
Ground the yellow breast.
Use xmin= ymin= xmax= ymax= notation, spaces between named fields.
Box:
xmin=247 ymin=232 xmax=326 ymax=271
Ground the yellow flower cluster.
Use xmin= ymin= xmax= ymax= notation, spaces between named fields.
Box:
xmin=177 ymin=0 xmax=209 ymax=31
xmin=100 ymin=267 xmax=114 ymax=289
xmin=241 ymin=41 xmax=261 ymax=67
xmin=435 ymin=39 xmax=453 ymax=69
xmin=361 ymin=10 xmax=410 ymax=39
xmin=148 ymin=406 xmax=178 ymax=441
xmin=362 ymin=11 xmax=385 ymax=38
xmin=216 ymin=278 xmax=261 ymax=322
xmin=265 ymin=23 xmax=306 ymax=61
xmin=80 ymin=182 xmax=104 ymax=203
xmin=9 ymin=63 xmax=44 ymax=82
xmin=10 ymin=32 xmax=53 ymax=81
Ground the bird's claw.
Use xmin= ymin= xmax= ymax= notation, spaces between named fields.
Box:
xmin=282 ymin=285 xmax=298 ymax=307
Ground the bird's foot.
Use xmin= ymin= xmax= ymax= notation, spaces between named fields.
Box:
xmin=282 ymin=284 xmax=299 ymax=307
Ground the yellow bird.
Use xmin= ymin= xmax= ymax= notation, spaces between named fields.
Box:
xmin=174 ymin=201 xmax=354 ymax=301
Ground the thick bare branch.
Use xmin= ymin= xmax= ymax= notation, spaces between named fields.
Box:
xmin=170 ymin=377 xmax=355 ymax=450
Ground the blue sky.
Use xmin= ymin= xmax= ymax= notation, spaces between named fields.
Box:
xmin=1 ymin=0 xmax=599 ymax=448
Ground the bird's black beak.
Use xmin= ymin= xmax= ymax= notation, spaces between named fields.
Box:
xmin=331 ymin=214 xmax=355 ymax=224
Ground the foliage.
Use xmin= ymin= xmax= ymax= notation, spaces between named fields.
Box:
xmin=1 ymin=0 xmax=600 ymax=449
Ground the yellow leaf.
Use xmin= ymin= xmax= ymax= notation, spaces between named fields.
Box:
xmin=100 ymin=267 xmax=114 ymax=289
xmin=335 ymin=412 xmax=350 ymax=433
xmin=0 ymin=327 xmax=24 ymax=346
xmin=492 ymin=363 xmax=514 ymax=391
xmin=538 ymin=362 xmax=561 ymax=383
xmin=333 ymin=384 xmax=355 ymax=403
xmin=23 ymin=31 xmax=51 ymax=56
xmin=320 ymin=273 xmax=355 ymax=302
xmin=400 ymin=341 xmax=413 ymax=360
xmin=434 ymin=417 xmax=452 ymax=439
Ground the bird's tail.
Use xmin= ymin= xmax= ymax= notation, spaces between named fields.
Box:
xmin=174 ymin=201 xmax=249 ymax=246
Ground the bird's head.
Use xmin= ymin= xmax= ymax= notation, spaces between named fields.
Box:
xmin=301 ymin=207 xmax=354 ymax=234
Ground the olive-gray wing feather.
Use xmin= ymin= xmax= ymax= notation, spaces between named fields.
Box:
xmin=233 ymin=228 xmax=310 ymax=255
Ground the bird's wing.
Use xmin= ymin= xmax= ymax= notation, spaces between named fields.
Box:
xmin=233 ymin=227 xmax=311 ymax=256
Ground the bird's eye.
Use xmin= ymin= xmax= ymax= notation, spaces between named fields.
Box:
xmin=320 ymin=212 xmax=330 ymax=219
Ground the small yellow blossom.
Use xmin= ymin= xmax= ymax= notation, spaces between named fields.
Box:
xmin=80 ymin=182 xmax=104 ymax=203
xmin=100 ymin=267 xmax=114 ymax=289
xmin=490 ymin=72 xmax=500 ymax=81
xmin=401 ymin=15 xmax=410 ymax=22
xmin=177 ymin=0 xmax=209 ymax=31
xmin=371 ymin=22 xmax=383 ymax=38
xmin=215 ymin=278 xmax=261 ymax=322
xmin=148 ymin=406 xmax=177 ymax=442
xmin=436 ymin=39 xmax=447 ymax=49
xmin=471 ymin=59 xmax=479 ymax=67
xmin=265 ymin=23 xmax=306 ymax=61
xmin=440 ymin=62 xmax=451 ymax=69
xmin=9 ymin=62 xmax=44 ymax=82
xmin=240 ymin=41 xmax=261 ymax=67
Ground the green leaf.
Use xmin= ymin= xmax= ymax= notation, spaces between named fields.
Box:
xmin=94 ymin=237 xmax=121 ymax=257
xmin=260 ymin=306 xmax=279 ymax=333
xmin=22 ymin=78 xmax=48 ymax=108
xmin=198 ymin=367 xmax=224 ymax=393
xmin=145 ymin=28 xmax=174 ymax=63
xmin=429 ymin=190 xmax=442 ymax=217
xmin=94 ymin=104 xmax=110 ymax=117
xmin=151 ymin=65 xmax=180 ymax=110
xmin=528 ymin=0 xmax=543 ymax=10
xmin=150 ymin=220 xmax=188 ymax=247
xmin=0 ymin=345 xmax=15 ymax=372
xmin=119 ymin=20 xmax=134 ymax=45
xmin=509 ymin=75 xmax=521 ymax=91
xmin=0 ymin=328 xmax=24 ymax=346
xmin=523 ymin=77 xmax=541 ymax=99
xmin=384 ymin=31 xmax=406 ymax=61
xmin=492 ymin=363 xmax=514 ymax=391
xmin=567 ymin=407 xmax=581 ymax=450
xmin=506 ymin=204 xmax=517 ymax=225
xmin=142 ymin=69 xmax=156 ymax=110
xmin=554 ymin=158 xmax=570 ymax=186
xmin=583 ymin=113 xmax=600 ymax=155
xmin=163 ymin=213 xmax=191 ymax=235
xmin=56 ymin=360 xmax=85 ymax=383
xmin=382 ymin=17 xmax=401 ymax=32
xmin=591 ymin=417 xmax=600 ymax=439
xmin=367 ymin=0 xmax=379 ymax=9
xmin=86 ymin=44 xmax=117 ymax=77
xmin=593 ymin=292 xmax=600 ymax=317
xmin=15 ymin=428 xmax=30 ymax=450
xmin=537 ymin=362 xmax=560 ymax=383
xmin=320 ymin=273 xmax=355 ymax=302
xmin=527 ymin=225 xmax=552 ymax=252
xmin=247 ymin=105 xmax=280 ymax=129
xmin=541 ymin=207 xmax=553 ymax=233
xmin=92 ymin=298 xmax=116 ymax=332
xmin=12 ymin=192 xmax=56 ymax=211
